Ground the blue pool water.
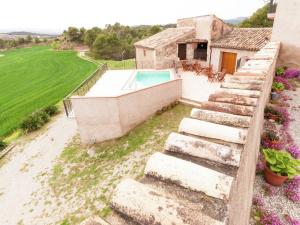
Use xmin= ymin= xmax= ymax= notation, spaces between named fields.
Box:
xmin=135 ymin=71 xmax=171 ymax=87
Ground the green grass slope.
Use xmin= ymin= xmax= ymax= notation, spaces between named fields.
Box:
xmin=0 ymin=46 xmax=97 ymax=137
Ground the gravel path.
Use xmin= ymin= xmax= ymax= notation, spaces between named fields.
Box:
xmin=252 ymin=88 xmax=300 ymax=223
xmin=0 ymin=114 xmax=77 ymax=225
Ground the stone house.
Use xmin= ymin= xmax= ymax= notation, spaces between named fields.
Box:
xmin=135 ymin=15 xmax=272 ymax=74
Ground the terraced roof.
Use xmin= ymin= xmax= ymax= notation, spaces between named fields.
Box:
xmin=134 ymin=27 xmax=195 ymax=49
xmin=211 ymin=28 xmax=272 ymax=51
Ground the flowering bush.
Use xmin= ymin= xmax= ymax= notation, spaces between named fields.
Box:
xmin=274 ymin=77 xmax=293 ymax=90
xmin=253 ymin=195 xmax=264 ymax=208
xmin=284 ymin=69 xmax=300 ymax=79
xmin=260 ymin=212 xmax=283 ymax=225
xmin=285 ymin=176 xmax=300 ymax=203
xmin=285 ymin=216 xmax=300 ymax=225
xmin=288 ymin=145 xmax=300 ymax=159
xmin=264 ymin=106 xmax=286 ymax=125
xmin=257 ymin=152 xmax=266 ymax=173
xmin=263 ymin=183 xmax=278 ymax=196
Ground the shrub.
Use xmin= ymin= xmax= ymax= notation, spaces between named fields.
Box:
xmin=276 ymin=67 xmax=285 ymax=76
xmin=0 ymin=140 xmax=7 ymax=151
xmin=20 ymin=110 xmax=50 ymax=133
xmin=272 ymin=82 xmax=285 ymax=92
xmin=264 ymin=106 xmax=285 ymax=124
xmin=263 ymin=148 xmax=300 ymax=179
xmin=43 ymin=105 xmax=59 ymax=116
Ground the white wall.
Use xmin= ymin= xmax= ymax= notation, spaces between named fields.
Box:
xmin=180 ymin=72 xmax=220 ymax=102
xmin=72 ymin=79 xmax=182 ymax=144
xmin=271 ymin=0 xmax=300 ymax=68
xmin=210 ymin=47 xmax=256 ymax=72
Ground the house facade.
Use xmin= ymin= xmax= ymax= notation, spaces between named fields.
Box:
xmin=135 ymin=15 xmax=272 ymax=74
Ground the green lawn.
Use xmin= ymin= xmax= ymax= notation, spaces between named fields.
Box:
xmin=82 ymin=54 xmax=135 ymax=70
xmin=0 ymin=46 xmax=97 ymax=137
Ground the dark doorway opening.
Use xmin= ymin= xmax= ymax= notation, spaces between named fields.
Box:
xmin=178 ymin=44 xmax=187 ymax=60
xmin=194 ymin=42 xmax=208 ymax=61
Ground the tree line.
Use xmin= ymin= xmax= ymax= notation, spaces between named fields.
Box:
xmin=0 ymin=35 xmax=47 ymax=49
xmin=61 ymin=23 xmax=175 ymax=60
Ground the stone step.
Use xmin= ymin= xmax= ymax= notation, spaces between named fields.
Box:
xmin=225 ymin=76 xmax=264 ymax=85
xmin=111 ymin=179 xmax=225 ymax=225
xmin=191 ymin=108 xmax=251 ymax=127
xmin=221 ymin=82 xmax=262 ymax=91
xmin=165 ymin=132 xmax=241 ymax=167
xmin=200 ymin=101 xmax=255 ymax=116
xmin=216 ymin=88 xmax=261 ymax=98
xmin=209 ymin=93 xmax=258 ymax=107
xmin=179 ymin=118 xmax=248 ymax=144
xmin=144 ymin=152 xmax=234 ymax=200
xmin=227 ymin=75 xmax=265 ymax=81
xmin=234 ymin=70 xmax=267 ymax=77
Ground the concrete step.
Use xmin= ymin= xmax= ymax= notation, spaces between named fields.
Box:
xmin=209 ymin=93 xmax=258 ymax=107
xmin=165 ymin=132 xmax=241 ymax=167
xmin=200 ymin=101 xmax=255 ymax=116
xmin=179 ymin=118 xmax=248 ymax=144
xmin=221 ymin=82 xmax=262 ymax=91
xmin=111 ymin=178 xmax=225 ymax=225
xmin=144 ymin=152 xmax=234 ymax=200
xmin=225 ymin=76 xmax=264 ymax=85
xmin=191 ymin=108 xmax=251 ymax=127
xmin=216 ymin=88 xmax=261 ymax=98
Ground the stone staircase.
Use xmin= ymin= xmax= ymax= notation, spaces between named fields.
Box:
xmin=81 ymin=42 xmax=280 ymax=225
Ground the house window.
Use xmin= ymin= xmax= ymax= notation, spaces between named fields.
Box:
xmin=194 ymin=42 xmax=208 ymax=61
xmin=143 ymin=49 xmax=146 ymax=57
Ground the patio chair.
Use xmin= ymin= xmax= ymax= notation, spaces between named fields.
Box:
xmin=217 ymin=69 xmax=227 ymax=82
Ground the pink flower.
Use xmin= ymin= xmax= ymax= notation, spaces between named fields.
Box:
xmin=285 ymin=176 xmax=300 ymax=203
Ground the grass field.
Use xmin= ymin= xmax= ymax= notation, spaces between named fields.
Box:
xmin=0 ymin=46 xmax=97 ymax=137
xmin=82 ymin=54 xmax=135 ymax=69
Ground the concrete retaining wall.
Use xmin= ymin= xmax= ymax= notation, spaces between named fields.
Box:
xmin=71 ymin=79 xmax=182 ymax=144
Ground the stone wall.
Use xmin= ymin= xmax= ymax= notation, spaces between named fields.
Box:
xmin=228 ymin=42 xmax=280 ymax=224
xmin=155 ymin=31 xmax=195 ymax=69
xmin=271 ymin=0 xmax=300 ymax=69
xmin=135 ymin=47 xmax=155 ymax=69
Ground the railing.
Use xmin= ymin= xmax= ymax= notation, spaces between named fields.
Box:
xmin=63 ymin=63 xmax=108 ymax=117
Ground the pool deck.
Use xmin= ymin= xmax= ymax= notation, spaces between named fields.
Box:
xmin=86 ymin=69 xmax=176 ymax=97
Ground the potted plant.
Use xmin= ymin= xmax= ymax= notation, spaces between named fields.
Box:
xmin=271 ymin=82 xmax=285 ymax=100
xmin=275 ymin=67 xmax=285 ymax=76
xmin=261 ymin=131 xmax=284 ymax=150
xmin=262 ymin=148 xmax=300 ymax=186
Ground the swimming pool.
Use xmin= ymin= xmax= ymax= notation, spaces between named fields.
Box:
xmin=134 ymin=71 xmax=171 ymax=87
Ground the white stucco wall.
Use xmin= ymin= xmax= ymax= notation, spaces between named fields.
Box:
xmin=72 ymin=79 xmax=182 ymax=144
xmin=271 ymin=0 xmax=300 ymax=68
xmin=210 ymin=47 xmax=256 ymax=72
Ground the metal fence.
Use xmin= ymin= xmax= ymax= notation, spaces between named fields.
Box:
xmin=63 ymin=63 xmax=108 ymax=117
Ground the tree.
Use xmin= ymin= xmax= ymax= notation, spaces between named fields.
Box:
xmin=150 ymin=25 xmax=162 ymax=35
xmin=79 ymin=27 xmax=86 ymax=42
xmin=239 ymin=4 xmax=273 ymax=28
xmin=0 ymin=39 xmax=5 ymax=49
xmin=84 ymin=27 xmax=101 ymax=47
xmin=66 ymin=27 xmax=80 ymax=42
xmin=92 ymin=33 xmax=123 ymax=59
xmin=26 ymin=35 xmax=33 ymax=43
xmin=34 ymin=37 xmax=41 ymax=43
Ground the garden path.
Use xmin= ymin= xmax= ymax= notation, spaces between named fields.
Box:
xmin=0 ymin=114 xmax=77 ymax=225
